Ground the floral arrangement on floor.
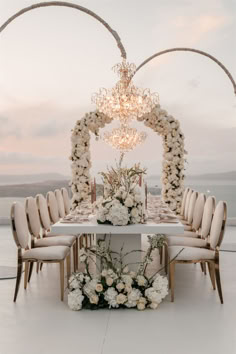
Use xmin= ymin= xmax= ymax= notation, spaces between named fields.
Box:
xmin=68 ymin=234 xmax=174 ymax=311
xmin=95 ymin=158 xmax=146 ymax=226
xmin=70 ymin=105 xmax=186 ymax=214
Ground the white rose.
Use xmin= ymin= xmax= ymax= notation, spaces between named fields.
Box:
xmin=101 ymin=269 xmax=108 ymax=277
xmin=95 ymin=284 xmax=103 ymax=292
xmin=150 ymin=302 xmax=159 ymax=309
xmin=90 ymin=294 xmax=99 ymax=304
xmin=137 ymin=302 xmax=145 ymax=311
xmin=116 ymin=293 xmax=127 ymax=305
xmin=137 ymin=275 xmax=147 ymax=287
xmin=116 ymin=282 xmax=125 ymax=291
xmin=124 ymin=197 xmax=133 ymax=208
xmin=106 ymin=277 xmax=113 ymax=286
xmin=131 ymin=207 xmax=139 ymax=218
xmin=138 ymin=297 xmax=147 ymax=305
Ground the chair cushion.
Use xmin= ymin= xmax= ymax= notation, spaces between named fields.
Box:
xmin=23 ymin=246 xmax=70 ymax=261
xmin=167 ymin=236 xmax=207 ymax=248
xmin=46 ymin=232 xmax=76 ymax=238
xmin=168 ymin=246 xmax=215 ymax=261
xmin=35 ymin=235 xmax=76 ymax=247
xmin=184 ymin=225 xmax=192 ymax=231
xmin=169 ymin=231 xmax=199 ymax=238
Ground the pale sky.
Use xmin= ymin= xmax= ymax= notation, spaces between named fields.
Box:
xmin=0 ymin=0 xmax=235 ymax=178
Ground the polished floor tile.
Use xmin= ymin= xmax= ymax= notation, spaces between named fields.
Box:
xmin=0 ymin=226 xmax=236 ymax=354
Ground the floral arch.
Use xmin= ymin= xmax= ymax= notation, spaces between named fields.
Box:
xmin=70 ymin=105 xmax=185 ymax=214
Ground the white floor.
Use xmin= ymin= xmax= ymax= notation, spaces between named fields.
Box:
xmin=0 ymin=226 xmax=236 ymax=354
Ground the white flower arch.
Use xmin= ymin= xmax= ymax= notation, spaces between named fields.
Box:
xmin=70 ymin=105 xmax=186 ymax=214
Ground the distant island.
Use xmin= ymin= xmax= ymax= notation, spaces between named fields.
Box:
xmin=0 ymin=170 xmax=235 ymax=198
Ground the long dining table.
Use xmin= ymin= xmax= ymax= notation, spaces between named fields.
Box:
xmin=51 ymin=219 xmax=184 ymax=270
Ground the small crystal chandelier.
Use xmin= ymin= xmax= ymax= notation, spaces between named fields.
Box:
xmin=92 ymin=59 xmax=159 ymax=124
xmin=103 ymin=124 xmax=147 ymax=153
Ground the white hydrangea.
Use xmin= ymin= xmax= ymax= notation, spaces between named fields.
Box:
xmin=125 ymin=288 xmax=142 ymax=308
xmin=106 ymin=201 xmax=130 ymax=226
xmin=68 ymin=289 xmax=84 ymax=311
xmin=145 ymin=287 xmax=163 ymax=305
xmin=104 ymin=287 xmax=119 ymax=308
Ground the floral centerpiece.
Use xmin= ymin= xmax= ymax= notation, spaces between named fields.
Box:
xmin=68 ymin=234 xmax=177 ymax=311
xmin=95 ymin=158 xmax=146 ymax=226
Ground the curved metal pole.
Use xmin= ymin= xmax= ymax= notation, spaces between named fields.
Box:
xmin=135 ymin=47 xmax=236 ymax=95
xmin=0 ymin=1 xmax=127 ymax=59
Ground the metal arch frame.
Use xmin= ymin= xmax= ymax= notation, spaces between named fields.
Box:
xmin=0 ymin=1 xmax=127 ymax=59
xmin=134 ymin=47 xmax=236 ymax=96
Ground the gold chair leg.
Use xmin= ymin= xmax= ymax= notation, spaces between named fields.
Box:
xmin=79 ymin=235 xmax=83 ymax=249
xmin=75 ymin=238 xmax=79 ymax=270
xmin=169 ymin=261 xmax=175 ymax=302
xmin=207 ymin=262 xmax=216 ymax=290
xmin=73 ymin=243 xmax=76 ymax=272
xmin=13 ymin=259 xmax=23 ymax=302
xmin=60 ymin=261 xmax=64 ymax=301
xmin=159 ymin=246 xmax=163 ymax=265
xmin=24 ymin=261 xmax=29 ymax=290
xmin=28 ymin=262 xmax=34 ymax=283
xmin=66 ymin=253 xmax=71 ymax=283
xmin=215 ymin=262 xmax=223 ymax=304
xmin=164 ymin=244 xmax=168 ymax=275
xmin=36 ymin=261 xmax=39 ymax=273
xmin=203 ymin=262 xmax=207 ymax=275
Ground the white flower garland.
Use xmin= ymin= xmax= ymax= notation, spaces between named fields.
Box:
xmin=70 ymin=105 xmax=186 ymax=213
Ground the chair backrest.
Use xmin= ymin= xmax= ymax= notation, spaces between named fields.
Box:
xmin=200 ymin=196 xmax=215 ymax=239
xmin=192 ymin=193 xmax=206 ymax=231
xmin=61 ymin=187 xmax=71 ymax=215
xmin=36 ymin=194 xmax=51 ymax=231
xmin=47 ymin=191 xmax=60 ymax=224
xmin=55 ymin=189 xmax=66 ymax=218
xmin=180 ymin=188 xmax=190 ymax=216
xmin=11 ymin=202 xmax=29 ymax=249
xmin=187 ymin=191 xmax=198 ymax=224
xmin=25 ymin=197 xmax=41 ymax=239
xmin=210 ymin=201 xmax=227 ymax=249
xmin=184 ymin=189 xmax=193 ymax=220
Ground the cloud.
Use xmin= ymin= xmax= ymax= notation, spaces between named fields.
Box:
xmin=31 ymin=119 xmax=71 ymax=137
xmin=171 ymin=14 xmax=230 ymax=44
xmin=0 ymin=151 xmax=64 ymax=165
xmin=187 ymin=78 xmax=200 ymax=89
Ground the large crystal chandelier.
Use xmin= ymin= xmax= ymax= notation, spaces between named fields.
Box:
xmin=92 ymin=59 xmax=159 ymax=124
xmin=103 ymin=124 xmax=147 ymax=153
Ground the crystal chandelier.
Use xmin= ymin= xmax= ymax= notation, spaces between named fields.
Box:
xmin=92 ymin=59 xmax=159 ymax=124
xmin=103 ymin=124 xmax=147 ymax=153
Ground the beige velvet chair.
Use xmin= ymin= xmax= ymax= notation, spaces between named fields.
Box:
xmin=182 ymin=191 xmax=198 ymax=229
xmin=167 ymin=195 xmax=214 ymax=245
xmin=55 ymin=189 xmax=66 ymax=218
xmin=11 ymin=202 xmax=70 ymax=302
xmin=180 ymin=188 xmax=193 ymax=223
xmin=179 ymin=188 xmax=190 ymax=218
xmin=61 ymin=187 xmax=71 ymax=215
xmin=36 ymin=193 xmax=78 ymax=270
xmin=168 ymin=200 xmax=227 ymax=303
xmin=25 ymin=197 xmax=77 ymax=275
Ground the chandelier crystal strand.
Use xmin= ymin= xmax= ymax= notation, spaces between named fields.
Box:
xmin=103 ymin=124 xmax=147 ymax=153
xmin=92 ymin=59 xmax=159 ymax=124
